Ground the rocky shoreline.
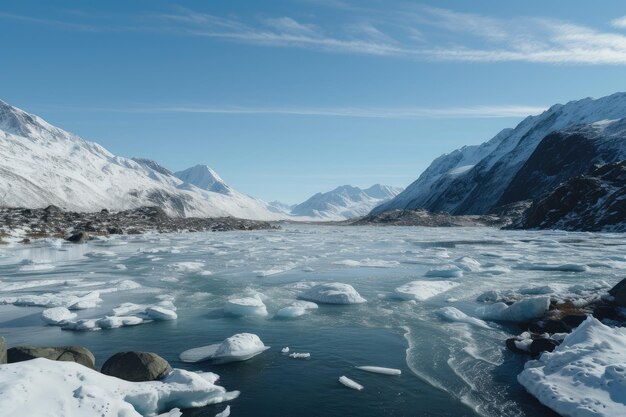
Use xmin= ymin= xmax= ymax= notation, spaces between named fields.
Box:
xmin=0 ymin=205 xmax=276 ymax=243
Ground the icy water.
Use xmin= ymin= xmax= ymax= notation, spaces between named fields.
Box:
xmin=1 ymin=225 xmax=625 ymax=417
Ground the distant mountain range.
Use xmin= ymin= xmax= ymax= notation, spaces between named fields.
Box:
xmin=371 ymin=92 xmax=626 ymax=230
xmin=0 ymin=100 xmax=400 ymax=221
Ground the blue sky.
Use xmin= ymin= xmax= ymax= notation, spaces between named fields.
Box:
xmin=2 ymin=0 xmax=626 ymax=203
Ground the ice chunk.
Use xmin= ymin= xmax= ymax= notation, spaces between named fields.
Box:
xmin=476 ymin=297 xmax=550 ymax=322
xmin=437 ymin=307 xmax=492 ymax=329
xmin=281 ymin=347 xmax=290 ymax=353
xmin=338 ymin=376 xmax=363 ymax=391
xmin=215 ymin=406 xmax=231 ymax=417
xmin=180 ymin=333 xmax=270 ymax=364
xmin=355 ymin=366 xmax=401 ymax=375
xmin=224 ymin=295 xmax=268 ymax=317
xmin=0 ymin=358 xmax=238 ymax=417
xmin=518 ymin=317 xmax=626 ymax=417
xmin=169 ymin=262 xmax=205 ymax=273
xmin=96 ymin=315 xmax=144 ymax=329
xmin=519 ymin=285 xmax=555 ymax=295
xmin=275 ymin=300 xmax=318 ymax=318
xmin=110 ymin=302 xmax=147 ymax=316
xmin=425 ymin=265 xmax=463 ymax=278
xmin=333 ymin=259 xmax=399 ymax=268
xmin=455 ymin=256 xmax=481 ymax=272
xmin=62 ymin=319 xmax=100 ymax=331
xmin=394 ymin=280 xmax=459 ymax=301
xmin=299 ymin=282 xmax=366 ymax=305
xmin=516 ymin=262 xmax=589 ymax=272
xmin=146 ymin=306 xmax=178 ymax=321
xmin=41 ymin=307 xmax=77 ymax=325
xmin=289 ymin=352 xmax=310 ymax=359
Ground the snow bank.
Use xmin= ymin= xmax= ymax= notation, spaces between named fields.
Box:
xmin=299 ymin=282 xmax=366 ymax=304
xmin=394 ymin=280 xmax=459 ymax=301
xmin=437 ymin=307 xmax=492 ymax=329
xmin=0 ymin=358 xmax=238 ymax=417
xmin=476 ymin=297 xmax=550 ymax=322
xmin=518 ymin=317 xmax=626 ymax=417
xmin=180 ymin=333 xmax=270 ymax=364
xmin=224 ymin=295 xmax=268 ymax=317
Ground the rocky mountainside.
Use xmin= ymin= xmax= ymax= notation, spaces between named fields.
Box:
xmin=372 ymin=92 xmax=626 ymax=216
xmin=290 ymin=184 xmax=403 ymax=220
xmin=509 ymin=161 xmax=626 ymax=232
xmin=0 ymin=100 xmax=282 ymax=220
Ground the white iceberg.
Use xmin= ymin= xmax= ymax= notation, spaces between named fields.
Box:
xmin=437 ymin=307 xmax=492 ymax=329
xmin=41 ymin=307 xmax=77 ymax=325
xmin=299 ymin=282 xmax=366 ymax=305
xmin=475 ymin=296 xmax=550 ymax=322
xmin=518 ymin=317 xmax=626 ymax=417
xmin=224 ymin=295 xmax=268 ymax=317
xmin=338 ymin=376 xmax=363 ymax=391
xmin=0 ymin=358 xmax=238 ymax=417
xmin=394 ymin=280 xmax=459 ymax=301
xmin=180 ymin=333 xmax=270 ymax=364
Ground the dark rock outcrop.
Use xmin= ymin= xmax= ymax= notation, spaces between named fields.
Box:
xmin=66 ymin=231 xmax=90 ymax=243
xmin=609 ymin=278 xmax=626 ymax=307
xmin=510 ymin=161 xmax=626 ymax=232
xmin=529 ymin=338 xmax=559 ymax=356
xmin=101 ymin=351 xmax=172 ymax=382
xmin=7 ymin=346 xmax=96 ymax=369
xmin=0 ymin=337 xmax=6 ymax=364
xmin=351 ymin=209 xmax=506 ymax=227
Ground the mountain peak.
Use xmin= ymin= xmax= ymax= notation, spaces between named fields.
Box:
xmin=174 ymin=164 xmax=232 ymax=195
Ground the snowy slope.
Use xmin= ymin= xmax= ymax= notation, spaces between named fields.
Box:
xmin=174 ymin=165 xmax=232 ymax=195
xmin=291 ymin=184 xmax=403 ymax=220
xmin=373 ymin=92 xmax=626 ymax=215
xmin=0 ymin=100 xmax=283 ymax=220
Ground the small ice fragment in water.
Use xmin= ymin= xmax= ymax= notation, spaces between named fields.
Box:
xmin=289 ymin=352 xmax=310 ymax=359
xmin=146 ymin=306 xmax=178 ymax=321
xmin=355 ymin=366 xmax=401 ymax=375
xmin=41 ymin=307 xmax=77 ymax=325
xmin=339 ymin=376 xmax=363 ymax=391
xmin=215 ymin=405 xmax=231 ymax=417
xmin=281 ymin=347 xmax=290 ymax=353
xmin=224 ymin=295 xmax=268 ymax=317
xmin=180 ymin=333 xmax=270 ymax=364
xmin=299 ymin=282 xmax=366 ymax=304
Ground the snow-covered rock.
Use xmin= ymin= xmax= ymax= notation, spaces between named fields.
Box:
xmin=518 ymin=317 xmax=626 ymax=417
xmin=394 ymin=280 xmax=459 ymax=301
xmin=0 ymin=100 xmax=283 ymax=220
xmin=180 ymin=333 xmax=270 ymax=364
xmin=0 ymin=358 xmax=238 ymax=417
xmin=299 ymin=282 xmax=366 ymax=304
xmin=475 ymin=296 xmax=550 ymax=322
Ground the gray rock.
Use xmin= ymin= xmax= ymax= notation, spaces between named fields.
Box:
xmin=101 ymin=351 xmax=172 ymax=382
xmin=7 ymin=346 xmax=95 ymax=369
xmin=609 ymin=278 xmax=626 ymax=307
xmin=0 ymin=337 xmax=6 ymax=364
xmin=66 ymin=231 xmax=90 ymax=243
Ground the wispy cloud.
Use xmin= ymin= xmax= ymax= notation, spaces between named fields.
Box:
xmin=69 ymin=104 xmax=547 ymax=119
xmin=5 ymin=5 xmax=626 ymax=64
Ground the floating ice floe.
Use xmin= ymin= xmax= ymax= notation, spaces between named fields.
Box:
xmin=289 ymin=352 xmax=310 ymax=359
xmin=299 ymin=282 xmax=366 ymax=305
xmin=355 ymin=366 xmax=401 ymax=375
xmin=254 ymin=262 xmax=297 ymax=277
xmin=96 ymin=315 xmax=145 ymax=329
xmin=275 ymin=300 xmax=318 ymax=318
xmin=281 ymin=347 xmax=290 ymax=353
xmin=224 ymin=295 xmax=268 ymax=317
xmin=215 ymin=405 xmax=231 ymax=417
xmin=518 ymin=317 xmax=626 ymax=417
xmin=180 ymin=333 xmax=270 ymax=364
xmin=1 ymin=290 xmax=103 ymax=310
xmin=169 ymin=262 xmax=206 ymax=273
xmin=515 ymin=262 xmax=589 ymax=272
xmin=41 ymin=307 xmax=77 ymax=325
xmin=455 ymin=256 xmax=481 ymax=272
xmin=394 ymin=280 xmax=459 ymax=301
xmin=146 ymin=306 xmax=178 ymax=321
xmin=519 ymin=285 xmax=557 ymax=295
xmin=425 ymin=265 xmax=463 ymax=278
xmin=333 ymin=259 xmax=400 ymax=268
xmin=476 ymin=296 xmax=550 ymax=322
xmin=339 ymin=376 xmax=363 ymax=391
xmin=0 ymin=358 xmax=238 ymax=417
xmin=437 ymin=307 xmax=492 ymax=329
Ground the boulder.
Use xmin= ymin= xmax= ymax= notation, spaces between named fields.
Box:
xmin=66 ymin=231 xmax=90 ymax=243
xmin=608 ymin=278 xmax=626 ymax=307
xmin=7 ymin=346 xmax=95 ymax=369
xmin=101 ymin=351 xmax=172 ymax=382
xmin=107 ymin=226 xmax=124 ymax=235
xmin=505 ymin=338 xmax=529 ymax=355
xmin=0 ymin=337 xmax=6 ymax=364
xmin=529 ymin=338 xmax=559 ymax=356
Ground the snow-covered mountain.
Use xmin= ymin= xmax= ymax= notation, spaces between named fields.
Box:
xmin=290 ymin=184 xmax=403 ymax=220
xmin=0 ymin=100 xmax=283 ymax=220
xmin=373 ymin=92 xmax=626 ymax=215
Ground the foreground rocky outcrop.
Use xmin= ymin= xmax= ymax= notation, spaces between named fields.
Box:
xmin=7 ymin=346 xmax=96 ymax=369
xmin=509 ymin=161 xmax=626 ymax=232
xmin=101 ymin=351 xmax=172 ymax=382
xmin=350 ymin=208 xmax=507 ymax=227
xmin=0 ymin=205 xmax=276 ymax=241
